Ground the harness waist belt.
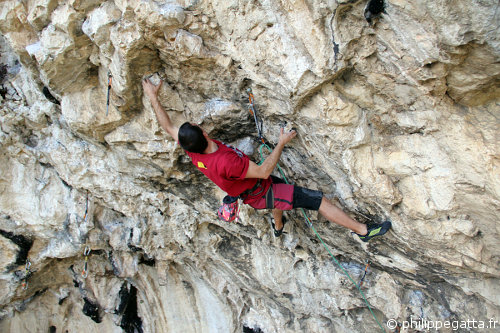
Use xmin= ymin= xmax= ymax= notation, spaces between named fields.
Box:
xmin=239 ymin=179 xmax=264 ymax=198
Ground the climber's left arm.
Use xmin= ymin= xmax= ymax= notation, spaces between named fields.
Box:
xmin=143 ymin=78 xmax=179 ymax=142
xmin=245 ymin=128 xmax=296 ymax=179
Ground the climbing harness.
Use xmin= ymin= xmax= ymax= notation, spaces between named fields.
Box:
xmin=106 ymin=71 xmax=112 ymax=116
xmin=359 ymin=260 xmax=370 ymax=288
xmin=82 ymin=246 xmax=91 ymax=278
xmin=247 ymin=89 xmax=386 ymax=333
xmin=22 ymin=259 xmax=31 ymax=290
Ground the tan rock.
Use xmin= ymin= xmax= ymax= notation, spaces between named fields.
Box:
xmin=0 ymin=0 xmax=499 ymax=331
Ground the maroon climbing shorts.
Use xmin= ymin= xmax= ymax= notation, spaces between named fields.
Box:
xmin=245 ymin=176 xmax=323 ymax=211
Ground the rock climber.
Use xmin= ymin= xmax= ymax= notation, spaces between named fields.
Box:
xmin=143 ymin=78 xmax=391 ymax=241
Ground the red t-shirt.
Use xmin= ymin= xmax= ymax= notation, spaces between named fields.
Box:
xmin=185 ymin=140 xmax=271 ymax=199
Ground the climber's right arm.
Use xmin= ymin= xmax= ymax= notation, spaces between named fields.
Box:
xmin=143 ymin=78 xmax=179 ymax=142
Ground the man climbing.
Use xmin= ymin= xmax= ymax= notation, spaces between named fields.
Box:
xmin=143 ymin=78 xmax=391 ymax=241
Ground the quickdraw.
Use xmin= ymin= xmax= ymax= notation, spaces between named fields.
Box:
xmin=359 ymin=260 xmax=371 ymax=288
xmin=83 ymin=190 xmax=89 ymax=222
xmin=247 ymin=88 xmax=265 ymax=144
xmin=106 ymin=71 xmax=112 ymax=116
xmin=82 ymin=246 xmax=91 ymax=278
xmin=22 ymin=259 xmax=31 ymax=290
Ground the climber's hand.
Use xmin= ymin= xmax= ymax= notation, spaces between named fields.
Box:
xmin=278 ymin=127 xmax=296 ymax=146
xmin=142 ymin=78 xmax=163 ymax=101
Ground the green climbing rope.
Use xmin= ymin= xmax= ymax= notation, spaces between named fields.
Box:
xmin=259 ymin=143 xmax=386 ymax=333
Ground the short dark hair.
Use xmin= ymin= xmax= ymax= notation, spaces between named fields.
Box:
xmin=178 ymin=122 xmax=208 ymax=153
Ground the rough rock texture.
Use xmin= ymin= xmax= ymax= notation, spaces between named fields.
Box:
xmin=0 ymin=0 xmax=499 ymax=332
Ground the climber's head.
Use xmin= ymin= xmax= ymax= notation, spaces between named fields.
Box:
xmin=178 ymin=122 xmax=209 ymax=153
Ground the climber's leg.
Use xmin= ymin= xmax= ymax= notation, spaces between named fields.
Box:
xmin=272 ymin=208 xmax=284 ymax=230
xmin=316 ymin=197 xmax=392 ymax=242
xmin=317 ymin=197 xmax=367 ymax=235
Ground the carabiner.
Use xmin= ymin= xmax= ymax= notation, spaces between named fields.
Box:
xmin=359 ymin=260 xmax=370 ymax=288
xmin=82 ymin=246 xmax=91 ymax=278
xmin=106 ymin=71 xmax=113 ymax=116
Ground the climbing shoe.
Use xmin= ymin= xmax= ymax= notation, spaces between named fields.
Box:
xmin=356 ymin=221 xmax=392 ymax=242
xmin=272 ymin=216 xmax=287 ymax=237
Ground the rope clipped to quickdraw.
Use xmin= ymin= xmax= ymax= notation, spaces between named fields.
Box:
xmin=22 ymin=259 xmax=31 ymax=290
xmin=82 ymin=246 xmax=91 ymax=278
xmin=247 ymin=89 xmax=386 ymax=333
xmin=359 ymin=260 xmax=370 ymax=288
xmin=247 ymin=88 xmax=264 ymax=144
xmin=106 ymin=71 xmax=112 ymax=116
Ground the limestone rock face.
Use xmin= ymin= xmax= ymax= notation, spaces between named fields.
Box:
xmin=0 ymin=1 xmax=499 ymax=332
